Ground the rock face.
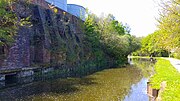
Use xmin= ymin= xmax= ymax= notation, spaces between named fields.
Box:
xmin=0 ymin=1 xmax=113 ymax=71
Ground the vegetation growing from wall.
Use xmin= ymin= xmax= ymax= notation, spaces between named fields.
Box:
xmin=0 ymin=0 xmax=31 ymax=51
xmin=84 ymin=13 xmax=141 ymax=66
xmin=0 ymin=0 xmax=18 ymax=46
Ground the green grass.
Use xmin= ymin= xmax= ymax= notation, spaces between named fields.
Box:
xmin=150 ymin=58 xmax=180 ymax=101
xmin=130 ymin=56 xmax=150 ymax=58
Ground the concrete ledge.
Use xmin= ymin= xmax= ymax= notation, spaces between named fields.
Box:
xmin=17 ymin=70 xmax=34 ymax=78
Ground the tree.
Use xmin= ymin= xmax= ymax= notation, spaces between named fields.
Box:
xmin=137 ymin=0 xmax=180 ymax=57
xmin=84 ymin=12 xmax=141 ymax=65
xmin=137 ymin=30 xmax=169 ymax=57
xmin=157 ymin=0 xmax=180 ymax=49
xmin=156 ymin=0 xmax=180 ymax=57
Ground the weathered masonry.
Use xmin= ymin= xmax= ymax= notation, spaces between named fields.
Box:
xmin=0 ymin=0 xmax=113 ymax=81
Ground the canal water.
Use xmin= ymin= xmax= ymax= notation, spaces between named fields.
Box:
xmin=0 ymin=58 xmax=154 ymax=101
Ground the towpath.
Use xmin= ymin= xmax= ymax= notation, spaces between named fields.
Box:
xmin=165 ymin=58 xmax=180 ymax=73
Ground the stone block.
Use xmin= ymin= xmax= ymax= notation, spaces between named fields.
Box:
xmin=17 ymin=70 xmax=34 ymax=78
xmin=0 ymin=75 xmax=5 ymax=81
xmin=42 ymin=67 xmax=54 ymax=74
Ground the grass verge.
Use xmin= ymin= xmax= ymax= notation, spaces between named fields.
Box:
xmin=150 ymin=58 xmax=180 ymax=101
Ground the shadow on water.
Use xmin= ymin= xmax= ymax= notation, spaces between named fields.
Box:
xmin=0 ymin=75 xmax=98 ymax=100
xmin=0 ymin=58 xmax=155 ymax=101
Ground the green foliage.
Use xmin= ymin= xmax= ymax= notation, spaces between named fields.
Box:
xmin=136 ymin=31 xmax=169 ymax=57
xmin=0 ymin=0 xmax=18 ymax=46
xmin=157 ymin=0 xmax=180 ymax=48
xmin=107 ymin=14 xmax=127 ymax=35
xmin=173 ymin=48 xmax=180 ymax=59
xmin=0 ymin=0 xmax=31 ymax=47
xmin=136 ymin=0 xmax=180 ymax=57
xmin=84 ymin=12 xmax=141 ymax=65
xmin=150 ymin=58 xmax=180 ymax=101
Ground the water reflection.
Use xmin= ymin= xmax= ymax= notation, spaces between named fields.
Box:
xmin=124 ymin=78 xmax=149 ymax=101
xmin=0 ymin=58 xmax=154 ymax=101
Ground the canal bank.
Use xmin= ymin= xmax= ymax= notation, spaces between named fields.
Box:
xmin=0 ymin=58 xmax=155 ymax=101
xmin=150 ymin=58 xmax=180 ymax=101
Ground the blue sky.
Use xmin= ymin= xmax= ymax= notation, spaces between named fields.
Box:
xmin=67 ymin=0 xmax=161 ymax=37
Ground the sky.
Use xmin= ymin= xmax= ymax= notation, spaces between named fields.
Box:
xmin=67 ymin=0 xmax=161 ymax=37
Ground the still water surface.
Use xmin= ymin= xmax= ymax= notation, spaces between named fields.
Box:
xmin=0 ymin=58 xmax=154 ymax=101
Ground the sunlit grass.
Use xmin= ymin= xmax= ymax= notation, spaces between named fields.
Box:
xmin=130 ymin=56 xmax=150 ymax=58
xmin=150 ymin=58 xmax=180 ymax=101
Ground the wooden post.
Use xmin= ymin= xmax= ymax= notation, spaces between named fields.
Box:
xmin=152 ymin=89 xmax=159 ymax=97
xmin=156 ymin=81 xmax=167 ymax=101
xmin=147 ymin=82 xmax=159 ymax=98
